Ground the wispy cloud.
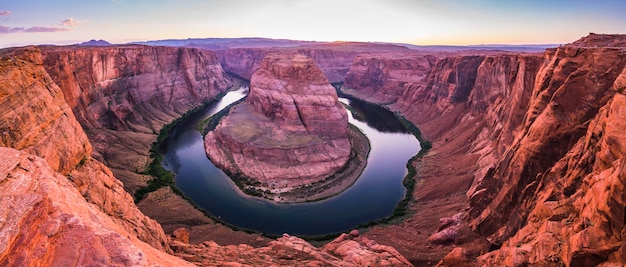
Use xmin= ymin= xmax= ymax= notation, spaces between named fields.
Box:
xmin=0 ymin=25 xmax=69 ymax=33
xmin=61 ymin=18 xmax=81 ymax=27
xmin=24 ymin=26 xmax=69 ymax=33
xmin=0 ymin=17 xmax=82 ymax=34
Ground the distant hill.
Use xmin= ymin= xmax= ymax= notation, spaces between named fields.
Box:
xmin=78 ymin=39 xmax=112 ymax=46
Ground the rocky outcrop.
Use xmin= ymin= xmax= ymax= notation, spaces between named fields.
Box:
xmin=41 ymin=45 xmax=232 ymax=192
xmin=343 ymin=34 xmax=626 ymax=265
xmin=0 ymin=147 xmax=192 ymax=266
xmin=343 ymin=52 xmax=440 ymax=103
xmin=469 ymin=35 xmax=626 ymax=266
xmin=0 ymin=47 xmax=181 ymax=253
xmin=171 ymin=232 xmax=412 ymax=266
xmin=205 ymin=53 xmax=351 ymax=192
xmin=0 ymin=47 xmax=91 ymax=175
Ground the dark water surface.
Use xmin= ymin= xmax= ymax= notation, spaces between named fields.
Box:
xmin=164 ymin=87 xmax=421 ymax=236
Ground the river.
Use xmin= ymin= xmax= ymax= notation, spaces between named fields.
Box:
xmin=162 ymin=86 xmax=421 ymax=236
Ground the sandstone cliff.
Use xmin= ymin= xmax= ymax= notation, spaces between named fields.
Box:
xmin=0 ymin=147 xmax=192 ymax=266
xmin=215 ymin=42 xmax=410 ymax=84
xmin=0 ymin=45 xmax=412 ymax=266
xmin=469 ymin=35 xmax=626 ymax=266
xmin=0 ymin=47 xmax=91 ymax=175
xmin=205 ymin=53 xmax=352 ymax=192
xmin=343 ymin=52 xmax=440 ymax=103
xmin=0 ymin=48 xmax=184 ymax=264
xmin=344 ymin=34 xmax=626 ymax=265
xmin=41 ymin=45 xmax=233 ymax=192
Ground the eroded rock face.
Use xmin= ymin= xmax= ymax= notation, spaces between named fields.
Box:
xmin=469 ymin=34 xmax=626 ymax=266
xmin=205 ymin=53 xmax=351 ymax=190
xmin=343 ymin=52 xmax=439 ymax=103
xmin=0 ymin=47 xmax=91 ymax=175
xmin=171 ymin=232 xmax=412 ymax=266
xmin=216 ymin=42 xmax=410 ymax=83
xmin=0 ymin=147 xmax=192 ymax=267
xmin=0 ymin=47 xmax=178 ymax=253
xmin=41 ymin=45 xmax=232 ymax=192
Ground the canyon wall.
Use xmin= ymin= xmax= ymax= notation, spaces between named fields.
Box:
xmin=343 ymin=52 xmax=440 ymax=103
xmin=41 ymin=45 xmax=233 ymax=192
xmin=0 ymin=47 xmax=187 ymax=264
xmin=345 ymin=34 xmax=626 ymax=265
xmin=0 ymin=45 xmax=411 ymax=267
xmin=215 ymin=43 xmax=410 ymax=83
xmin=0 ymin=47 xmax=91 ymax=175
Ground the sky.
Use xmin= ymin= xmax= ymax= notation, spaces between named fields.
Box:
xmin=1 ymin=0 xmax=625 ymax=48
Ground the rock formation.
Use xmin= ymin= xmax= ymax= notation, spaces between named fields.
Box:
xmin=0 ymin=45 xmax=411 ymax=266
xmin=41 ymin=45 xmax=232 ymax=192
xmin=2 ymin=33 xmax=626 ymax=266
xmin=215 ymin=42 xmax=410 ymax=83
xmin=0 ymin=47 xmax=91 ymax=175
xmin=343 ymin=52 xmax=440 ymax=103
xmin=205 ymin=53 xmax=352 ymax=192
xmin=343 ymin=33 xmax=626 ymax=265
xmin=0 ymin=147 xmax=192 ymax=266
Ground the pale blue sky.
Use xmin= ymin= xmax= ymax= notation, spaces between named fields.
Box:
xmin=1 ymin=0 xmax=625 ymax=47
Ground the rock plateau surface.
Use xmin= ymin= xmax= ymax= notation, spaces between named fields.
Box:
xmin=205 ymin=53 xmax=352 ymax=192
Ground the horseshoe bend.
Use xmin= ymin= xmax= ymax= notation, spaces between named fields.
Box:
xmin=204 ymin=53 xmax=371 ymax=202
xmin=0 ymin=32 xmax=625 ymax=266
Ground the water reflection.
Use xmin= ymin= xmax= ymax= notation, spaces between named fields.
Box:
xmin=166 ymin=87 xmax=421 ymax=235
xmin=340 ymin=98 xmax=408 ymax=133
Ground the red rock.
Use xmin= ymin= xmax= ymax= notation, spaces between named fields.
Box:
xmin=343 ymin=52 xmax=440 ymax=103
xmin=349 ymin=230 xmax=360 ymax=237
xmin=0 ymin=148 xmax=192 ymax=266
xmin=41 ymin=45 xmax=233 ymax=192
xmin=173 ymin=228 xmax=190 ymax=244
xmin=0 ymin=47 xmax=92 ymax=175
xmin=205 ymin=53 xmax=351 ymax=190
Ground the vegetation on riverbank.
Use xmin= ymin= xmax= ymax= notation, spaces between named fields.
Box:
xmin=133 ymin=91 xmax=230 ymax=202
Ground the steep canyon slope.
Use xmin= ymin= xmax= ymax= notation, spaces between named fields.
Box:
xmin=0 ymin=45 xmax=411 ymax=266
xmin=41 ymin=45 xmax=233 ymax=192
xmin=215 ymin=42 xmax=411 ymax=83
xmin=344 ymin=34 xmax=626 ymax=265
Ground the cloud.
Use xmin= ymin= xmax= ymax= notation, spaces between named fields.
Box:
xmin=0 ymin=25 xmax=69 ymax=33
xmin=24 ymin=26 xmax=69 ymax=33
xmin=61 ymin=18 xmax=80 ymax=27
xmin=0 ymin=11 xmax=11 ymax=16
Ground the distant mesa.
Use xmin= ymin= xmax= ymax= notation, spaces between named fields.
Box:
xmin=204 ymin=53 xmax=360 ymax=201
xmin=77 ymin=39 xmax=112 ymax=46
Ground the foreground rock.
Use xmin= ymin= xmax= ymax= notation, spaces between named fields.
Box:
xmin=205 ymin=53 xmax=352 ymax=196
xmin=0 ymin=147 xmax=191 ymax=266
xmin=171 ymin=232 xmax=412 ymax=266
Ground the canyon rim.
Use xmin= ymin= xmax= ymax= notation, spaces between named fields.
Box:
xmin=0 ymin=33 xmax=624 ymax=266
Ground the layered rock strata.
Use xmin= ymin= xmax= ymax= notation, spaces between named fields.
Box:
xmin=0 ymin=147 xmax=192 ymax=266
xmin=41 ymin=45 xmax=232 ymax=192
xmin=0 ymin=47 xmax=91 ymax=175
xmin=215 ymin=42 xmax=410 ymax=83
xmin=344 ymin=34 xmax=626 ymax=265
xmin=343 ymin=52 xmax=440 ymax=103
xmin=205 ymin=53 xmax=352 ymax=193
xmin=0 ymin=45 xmax=411 ymax=266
